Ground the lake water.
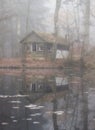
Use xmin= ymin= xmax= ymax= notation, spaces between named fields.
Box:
xmin=0 ymin=69 xmax=95 ymax=130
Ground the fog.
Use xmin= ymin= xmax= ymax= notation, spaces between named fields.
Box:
xmin=0 ymin=0 xmax=94 ymax=58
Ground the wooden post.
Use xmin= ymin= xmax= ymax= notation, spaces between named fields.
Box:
xmin=22 ymin=43 xmax=26 ymax=71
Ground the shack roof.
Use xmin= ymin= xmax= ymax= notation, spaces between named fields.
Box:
xmin=20 ymin=31 xmax=68 ymax=46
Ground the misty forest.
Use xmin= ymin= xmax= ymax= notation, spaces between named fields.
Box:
xmin=0 ymin=0 xmax=95 ymax=130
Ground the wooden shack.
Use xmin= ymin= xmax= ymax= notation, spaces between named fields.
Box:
xmin=20 ymin=31 xmax=69 ymax=68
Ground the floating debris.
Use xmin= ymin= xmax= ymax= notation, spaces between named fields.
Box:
xmin=29 ymin=106 xmax=44 ymax=110
xmin=0 ymin=94 xmax=29 ymax=98
xmin=46 ymin=111 xmax=64 ymax=115
xmin=9 ymin=101 xmax=21 ymax=104
xmin=14 ymin=94 xmax=29 ymax=98
xmin=54 ymin=111 xmax=64 ymax=115
xmin=25 ymin=104 xmax=37 ymax=108
xmin=10 ymin=116 xmax=15 ymax=119
xmin=12 ymin=106 xmax=20 ymax=109
xmin=0 ymin=95 xmax=8 ymax=98
xmin=33 ymin=121 xmax=40 ymax=124
xmin=25 ymin=104 xmax=44 ymax=110
xmin=1 ymin=122 xmax=9 ymax=125
xmin=13 ymin=120 xmax=18 ymax=123
xmin=26 ymin=118 xmax=32 ymax=121
xmin=30 ymin=113 xmax=41 ymax=117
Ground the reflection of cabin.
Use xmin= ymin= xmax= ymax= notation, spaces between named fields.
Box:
xmin=20 ymin=75 xmax=69 ymax=103
xmin=25 ymin=76 xmax=69 ymax=93
xmin=20 ymin=31 xmax=69 ymax=68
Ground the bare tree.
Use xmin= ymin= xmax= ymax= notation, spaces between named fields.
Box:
xmin=82 ymin=0 xmax=90 ymax=55
xmin=81 ymin=0 xmax=90 ymax=67
xmin=53 ymin=0 xmax=62 ymax=60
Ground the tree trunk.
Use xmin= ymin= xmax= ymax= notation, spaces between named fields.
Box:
xmin=53 ymin=0 xmax=61 ymax=61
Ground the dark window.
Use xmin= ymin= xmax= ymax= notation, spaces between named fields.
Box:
xmin=47 ymin=44 xmax=52 ymax=51
xmin=32 ymin=83 xmax=36 ymax=91
xmin=32 ymin=43 xmax=36 ymax=51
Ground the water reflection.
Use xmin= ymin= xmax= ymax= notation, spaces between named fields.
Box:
xmin=0 ymin=69 xmax=94 ymax=130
